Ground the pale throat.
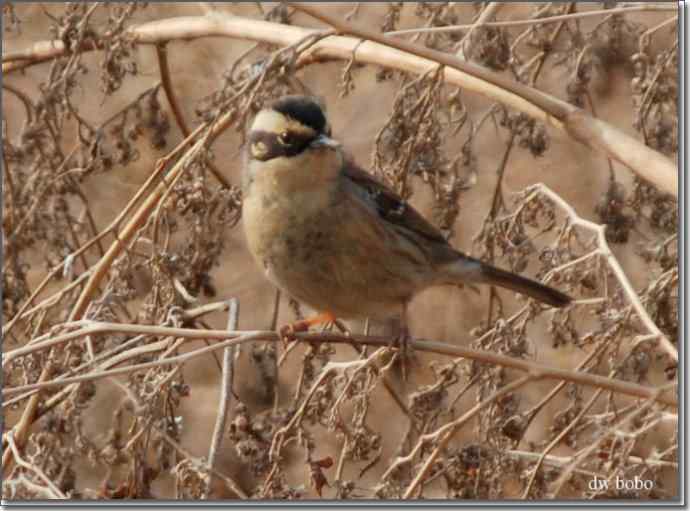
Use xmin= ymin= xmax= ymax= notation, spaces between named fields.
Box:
xmin=249 ymin=147 xmax=341 ymax=197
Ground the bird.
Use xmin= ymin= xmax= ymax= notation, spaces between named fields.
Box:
xmin=242 ymin=95 xmax=571 ymax=341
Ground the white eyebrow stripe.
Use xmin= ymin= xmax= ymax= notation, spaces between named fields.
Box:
xmin=251 ymin=110 xmax=316 ymax=137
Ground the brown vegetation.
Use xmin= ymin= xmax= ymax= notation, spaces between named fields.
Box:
xmin=2 ymin=2 xmax=678 ymax=501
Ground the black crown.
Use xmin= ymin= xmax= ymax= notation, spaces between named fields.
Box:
xmin=271 ymin=95 xmax=327 ymax=134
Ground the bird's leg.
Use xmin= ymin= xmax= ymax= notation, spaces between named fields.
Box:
xmin=389 ymin=302 xmax=412 ymax=381
xmin=280 ymin=311 xmax=337 ymax=343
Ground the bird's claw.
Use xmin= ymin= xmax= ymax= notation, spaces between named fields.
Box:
xmin=279 ymin=320 xmax=309 ymax=347
xmin=389 ymin=327 xmax=413 ymax=381
xmin=278 ymin=312 xmax=337 ymax=347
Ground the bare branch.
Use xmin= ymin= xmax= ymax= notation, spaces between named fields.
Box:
xmin=3 ymin=11 xmax=677 ymax=196
xmin=205 ymin=298 xmax=240 ymax=499
xmin=531 ymin=183 xmax=677 ymax=361
xmin=387 ymin=5 xmax=677 ymax=34
xmin=3 ymin=322 xmax=677 ymax=407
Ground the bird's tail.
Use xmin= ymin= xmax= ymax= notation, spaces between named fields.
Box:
xmin=441 ymin=254 xmax=571 ymax=308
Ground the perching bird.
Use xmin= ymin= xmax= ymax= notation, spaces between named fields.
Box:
xmin=242 ymin=95 xmax=571 ymax=338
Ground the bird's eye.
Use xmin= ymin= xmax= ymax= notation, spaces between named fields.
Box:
xmin=278 ymin=132 xmax=292 ymax=146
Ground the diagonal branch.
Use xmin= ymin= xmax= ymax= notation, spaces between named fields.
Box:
xmin=2 ymin=11 xmax=677 ymax=196
xmin=288 ymin=3 xmax=676 ymax=197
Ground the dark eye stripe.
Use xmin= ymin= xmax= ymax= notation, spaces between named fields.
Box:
xmin=248 ymin=130 xmax=314 ymax=161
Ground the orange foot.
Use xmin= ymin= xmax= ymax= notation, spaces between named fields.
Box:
xmin=279 ymin=311 xmax=337 ymax=344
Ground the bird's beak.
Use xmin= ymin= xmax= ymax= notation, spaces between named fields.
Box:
xmin=310 ymin=134 xmax=340 ymax=150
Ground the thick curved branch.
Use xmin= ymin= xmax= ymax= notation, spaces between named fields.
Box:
xmin=2 ymin=12 xmax=677 ymax=196
xmin=289 ymin=3 xmax=676 ymax=197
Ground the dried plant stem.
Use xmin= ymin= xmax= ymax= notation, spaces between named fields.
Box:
xmin=157 ymin=429 xmax=247 ymax=498
xmin=640 ymin=15 xmax=678 ymax=41
xmin=67 ymin=112 xmax=231 ymax=321
xmin=638 ymin=46 xmax=678 ymax=126
xmin=523 ymin=324 xmax=672 ymax=497
xmin=5 ymin=432 xmax=67 ymax=499
xmin=155 ymin=43 xmax=232 ymax=190
xmin=269 ymin=349 xmax=389 ymax=461
xmin=3 ymin=11 xmax=677 ymax=196
xmin=3 ymin=103 xmax=192 ymax=337
xmin=528 ymin=3 xmax=573 ymax=85
xmin=289 ymin=3 xmax=676 ymax=197
xmin=388 ymin=375 xmax=533 ymax=498
xmin=205 ymin=298 xmax=239 ymax=499
xmin=263 ymin=348 xmax=391 ymax=495
xmin=387 ymin=5 xmax=677 ymax=34
xmin=528 ymin=183 xmax=677 ymax=361
xmin=2 ymin=83 xmax=34 ymax=121
xmin=3 ymin=323 xmax=677 ymax=407
xmin=7 ymin=146 xmax=80 ymax=246
xmin=484 ymin=132 xmax=515 ymax=322
xmin=522 ymin=385 xmax=605 ymax=498
xmin=2 ymin=363 xmax=53 ymax=474
xmin=519 ymin=334 xmax=611 ymax=442
xmin=456 ymin=2 xmax=503 ymax=59
xmin=549 ymin=399 xmax=657 ymax=497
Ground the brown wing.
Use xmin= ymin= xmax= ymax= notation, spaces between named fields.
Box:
xmin=342 ymin=162 xmax=449 ymax=246
xmin=342 ymin=161 xmax=572 ymax=307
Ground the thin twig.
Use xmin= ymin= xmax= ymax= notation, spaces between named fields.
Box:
xmin=389 ymin=376 xmax=533 ymax=498
xmin=2 ymin=83 xmax=34 ymax=121
xmin=205 ymin=298 xmax=239 ymax=499
xmin=528 ymin=183 xmax=677 ymax=361
xmin=3 ymin=323 xmax=678 ymax=407
xmin=456 ymin=2 xmax=503 ymax=59
xmin=155 ymin=43 xmax=233 ymax=190
xmin=157 ymin=429 xmax=247 ymax=498
xmin=2 ymin=363 xmax=53 ymax=473
xmin=387 ymin=5 xmax=677 ymax=35
xmin=5 ymin=432 xmax=67 ymax=499
xmin=67 ymin=114 xmax=231 ymax=322
xmin=549 ymin=399 xmax=657 ymax=497
xmin=2 ymin=11 xmax=677 ymax=195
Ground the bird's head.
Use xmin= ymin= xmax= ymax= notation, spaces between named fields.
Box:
xmin=247 ymin=95 xmax=339 ymax=163
xmin=243 ymin=95 xmax=342 ymax=193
